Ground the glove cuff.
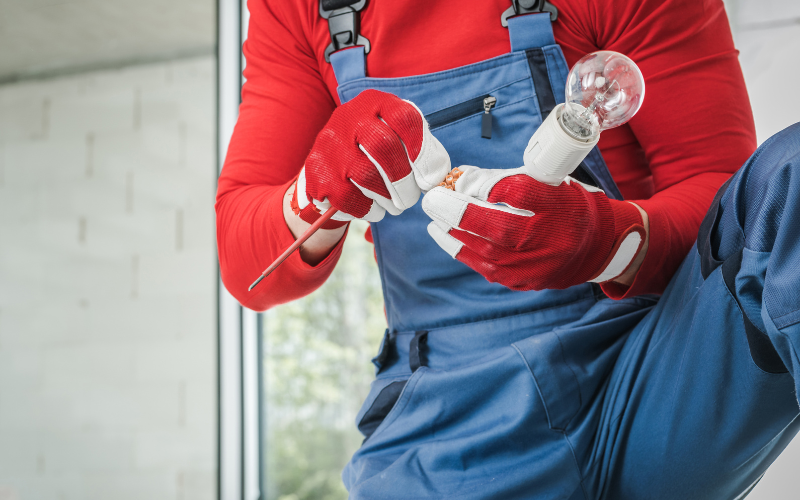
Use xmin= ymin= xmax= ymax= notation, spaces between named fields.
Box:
xmin=291 ymin=180 xmax=349 ymax=230
xmin=611 ymin=200 xmax=644 ymax=237
xmin=589 ymin=201 xmax=646 ymax=283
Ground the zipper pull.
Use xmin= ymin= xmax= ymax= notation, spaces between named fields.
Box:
xmin=482 ymin=96 xmax=497 ymax=139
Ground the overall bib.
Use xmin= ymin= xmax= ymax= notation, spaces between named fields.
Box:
xmin=325 ymin=10 xmax=800 ymax=500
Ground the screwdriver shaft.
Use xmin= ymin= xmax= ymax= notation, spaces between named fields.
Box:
xmin=248 ymin=207 xmax=339 ymax=291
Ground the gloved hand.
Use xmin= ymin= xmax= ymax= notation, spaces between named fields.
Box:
xmin=292 ymin=89 xmax=451 ymax=228
xmin=421 ymin=165 xmax=646 ymax=290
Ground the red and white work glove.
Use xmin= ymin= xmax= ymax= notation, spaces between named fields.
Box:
xmin=292 ymin=89 xmax=451 ymax=228
xmin=421 ymin=166 xmax=646 ymax=290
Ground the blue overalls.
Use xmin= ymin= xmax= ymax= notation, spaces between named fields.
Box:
xmin=327 ymin=11 xmax=800 ymax=500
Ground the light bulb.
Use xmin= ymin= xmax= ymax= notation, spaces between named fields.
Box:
xmin=560 ymin=51 xmax=645 ymax=141
xmin=523 ymin=51 xmax=645 ymax=185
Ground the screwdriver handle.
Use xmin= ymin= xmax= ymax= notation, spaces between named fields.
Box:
xmin=248 ymin=207 xmax=339 ymax=291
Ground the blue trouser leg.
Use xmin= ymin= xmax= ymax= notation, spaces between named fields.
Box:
xmin=584 ymin=123 xmax=800 ymax=499
xmin=344 ymin=125 xmax=800 ymax=499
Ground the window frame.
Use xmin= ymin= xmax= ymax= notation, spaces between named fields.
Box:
xmin=217 ymin=1 xmax=263 ymax=499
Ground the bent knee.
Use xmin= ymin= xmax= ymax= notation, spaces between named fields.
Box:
xmin=731 ymin=124 xmax=800 ymax=251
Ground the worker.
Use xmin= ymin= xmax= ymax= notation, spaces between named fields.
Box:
xmin=216 ymin=0 xmax=800 ymax=497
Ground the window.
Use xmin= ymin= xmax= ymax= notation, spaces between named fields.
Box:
xmin=218 ymin=4 xmax=384 ymax=499
xmin=261 ymin=221 xmax=385 ymax=499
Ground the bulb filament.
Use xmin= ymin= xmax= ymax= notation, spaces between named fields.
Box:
xmin=579 ymin=79 xmax=620 ymax=124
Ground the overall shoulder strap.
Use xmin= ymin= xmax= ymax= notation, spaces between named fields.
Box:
xmin=503 ymin=0 xmax=558 ymax=53
xmin=501 ymin=0 xmax=558 ymax=27
xmin=320 ymin=0 xmax=370 ymax=63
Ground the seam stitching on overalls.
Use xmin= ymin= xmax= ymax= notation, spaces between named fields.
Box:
xmin=390 ymin=295 xmax=597 ymax=334
xmin=337 ymin=52 xmax=524 ymax=90
xmin=552 ymin=330 xmax=583 ymax=429
xmin=562 ymin=430 xmax=591 ymax=500
xmin=512 ymin=344 xmax=556 ymax=429
xmin=367 ymin=222 xmax=395 ymax=326
xmin=338 ymin=66 xmax=530 ymax=102
xmin=541 ymin=47 xmax=560 ymax=107
xmin=771 ymin=308 xmax=800 ymax=328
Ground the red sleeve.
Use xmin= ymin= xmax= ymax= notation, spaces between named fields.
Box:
xmin=215 ymin=0 xmax=343 ymax=311
xmin=219 ymin=0 xmax=757 ymax=309
xmin=552 ymin=0 xmax=757 ymax=298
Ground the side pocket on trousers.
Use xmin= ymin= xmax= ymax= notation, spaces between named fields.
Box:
xmin=356 ymin=378 xmax=408 ymax=441
xmin=721 ymin=249 xmax=788 ymax=374
xmin=513 ymin=332 xmax=581 ymax=432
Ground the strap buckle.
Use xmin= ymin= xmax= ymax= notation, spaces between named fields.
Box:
xmin=320 ymin=0 xmax=371 ymax=63
xmin=501 ymin=0 xmax=558 ymax=27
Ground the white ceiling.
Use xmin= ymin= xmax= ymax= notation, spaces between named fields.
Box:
xmin=0 ymin=0 xmax=215 ymax=83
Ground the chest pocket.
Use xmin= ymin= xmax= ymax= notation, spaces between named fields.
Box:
xmin=422 ymin=77 xmax=542 ymax=172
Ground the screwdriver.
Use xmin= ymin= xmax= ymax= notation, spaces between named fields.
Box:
xmin=248 ymin=166 xmax=466 ymax=291
xmin=248 ymin=207 xmax=338 ymax=291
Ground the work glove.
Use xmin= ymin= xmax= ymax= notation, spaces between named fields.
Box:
xmin=292 ymin=89 xmax=451 ymax=228
xmin=421 ymin=165 xmax=646 ymax=291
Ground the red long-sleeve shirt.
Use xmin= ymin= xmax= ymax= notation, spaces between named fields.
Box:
xmin=217 ymin=0 xmax=756 ymax=311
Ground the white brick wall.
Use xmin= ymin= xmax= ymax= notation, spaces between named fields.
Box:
xmin=735 ymin=6 xmax=800 ymax=145
xmin=0 ymin=3 xmax=798 ymax=498
xmin=0 ymin=56 xmax=217 ymax=500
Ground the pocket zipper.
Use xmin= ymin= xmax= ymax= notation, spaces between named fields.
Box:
xmin=425 ymin=94 xmax=497 ymax=139
xmin=481 ymin=96 xmax=497 ymax=139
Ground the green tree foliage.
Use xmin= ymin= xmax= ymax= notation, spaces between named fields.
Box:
xmin=263 ymin=221 xmax=386 ymax=500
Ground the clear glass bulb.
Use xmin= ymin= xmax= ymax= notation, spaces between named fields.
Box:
xmin=560 ymin=51 xmax=645 ymax=141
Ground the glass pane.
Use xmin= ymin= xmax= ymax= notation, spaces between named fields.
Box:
xmin=261 ymin=220 xmax=385 ymax=500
